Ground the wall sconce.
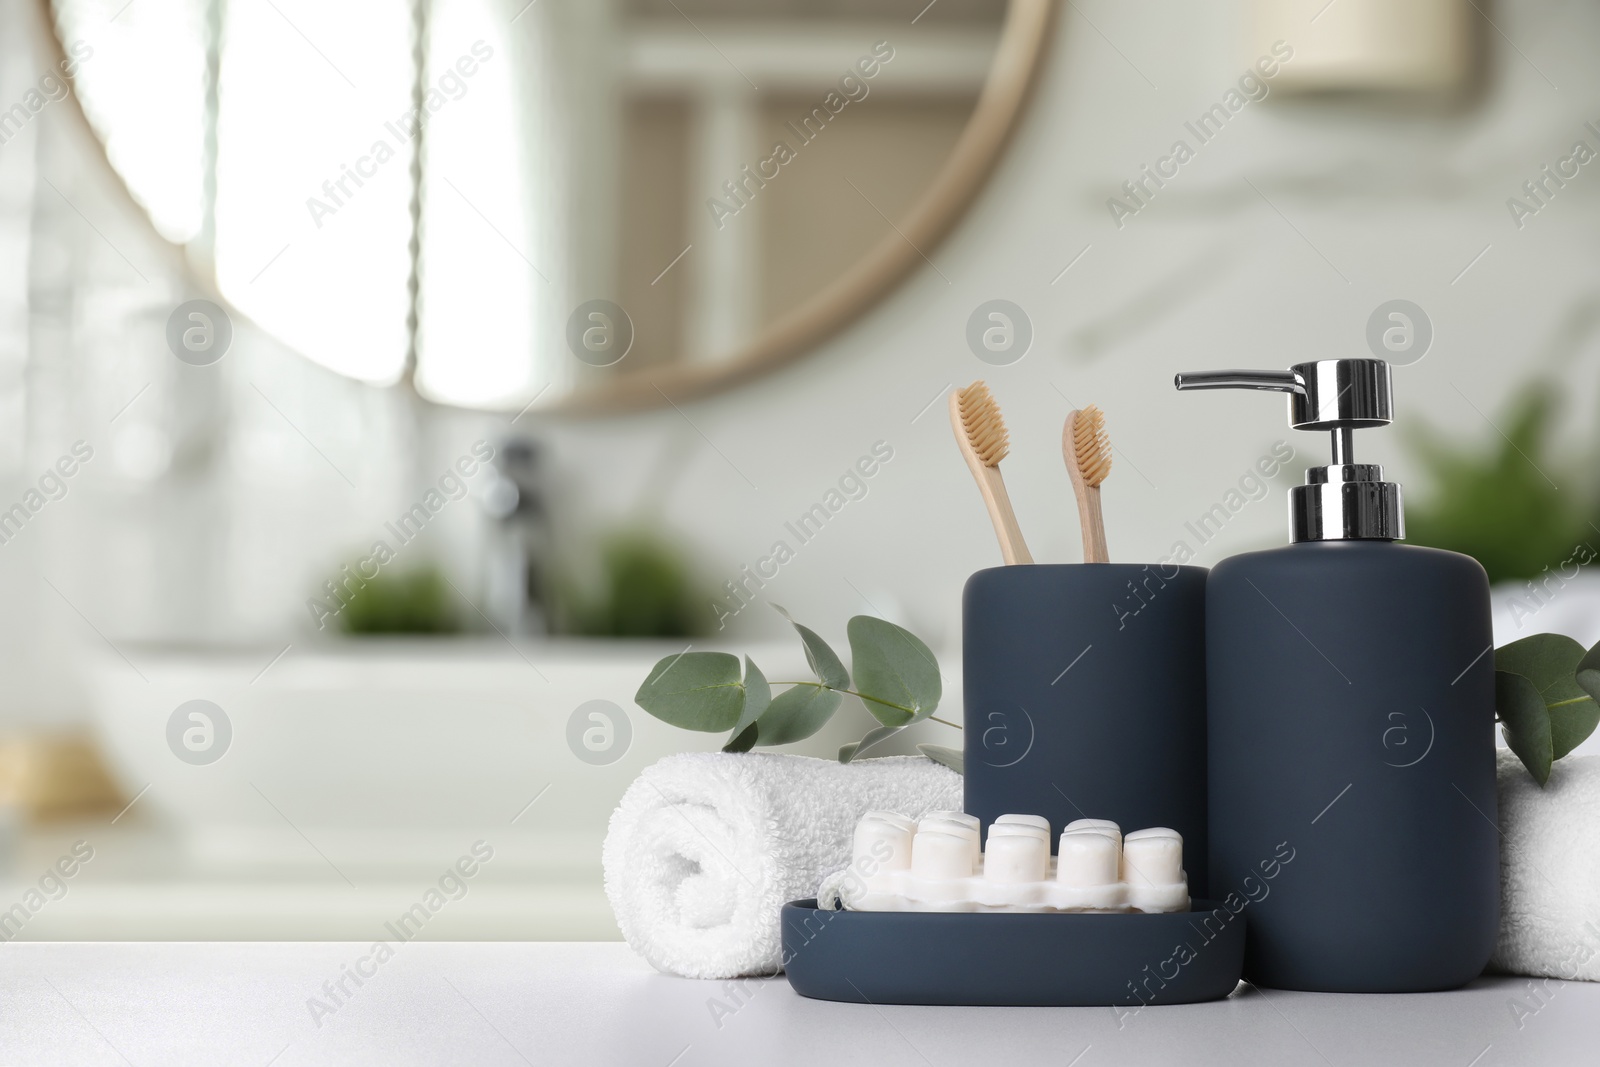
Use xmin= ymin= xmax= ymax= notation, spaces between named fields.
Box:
xmin=1250 ymin=0 xmax=1473 ymax=93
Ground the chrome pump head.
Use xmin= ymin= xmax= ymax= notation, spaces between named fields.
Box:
xmin=1174 ymin=359 xmax=1403 ymax=543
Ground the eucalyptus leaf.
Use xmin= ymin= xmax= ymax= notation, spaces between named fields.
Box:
xmin=727 ymin=656 xmax=771 ymax=740
xmin=917 ymin=744 xmax=964 ymax=774
xmin=1497 ymin=670 xmax=1553 ymax=785
xmin=634 ymin=651 xmax=745 ymax=732
xmin=1497 ymin=633 xmax=1587 ymax=694
xmin=1568 ymin=639 xmax=1600 ymax=757
xmin=847 ymin=616 xmax=942 ymax=727
xmin=1497 ymin=633 xmax=1600 ymax=761
xmin=772 ymin=604 xmax=849 ymax=689
xmin=723 ymin=721 xmax=759 ymax=753
xmin=755 ymin=683 xmax=842 ymax=747
xmin=1554 ymin=698 xmax=1600 ymax=762
xmin=839 ymin=724 xmax=904 ymax=763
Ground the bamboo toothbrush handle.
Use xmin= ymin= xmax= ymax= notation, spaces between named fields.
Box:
xmin=951 ymin=383 xmax=1033 ymax=566
xmin=978 ymin=464 xmax=1034 ymax=565
xmin=1076 ymin=483 xmax=1109 ymax=563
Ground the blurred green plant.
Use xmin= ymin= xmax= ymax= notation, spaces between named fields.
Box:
xmin=337 ymin=565 xmax=460 ymax=635
xmin=563 ymin=528 xmax=705 ymax=638
xmin=1404 ymin=383 xmax=1594 ymax=584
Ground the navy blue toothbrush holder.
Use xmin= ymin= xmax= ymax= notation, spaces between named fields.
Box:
xmin=962 ymin=563 xmax=1210 ymax=894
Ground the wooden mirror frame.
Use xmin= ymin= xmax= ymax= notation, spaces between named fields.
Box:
xmin=41 ymin=0 xmax=1056 ymax=417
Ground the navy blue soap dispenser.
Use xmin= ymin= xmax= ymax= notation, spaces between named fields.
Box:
xmin=1174 ymin=359 xmax=1498 ymax=992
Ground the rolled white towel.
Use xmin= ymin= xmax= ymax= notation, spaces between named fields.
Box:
xmin=602 ymin=751 xmax=961 ymax=979
xmin=1492 ymin=751 xmax=1600 ymax=980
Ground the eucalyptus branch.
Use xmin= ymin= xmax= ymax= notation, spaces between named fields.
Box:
xmin=633 ymin=606 xmax=950 ymax=765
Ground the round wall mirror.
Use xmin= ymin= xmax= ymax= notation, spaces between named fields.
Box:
xmin=44 ymin=0 xmax=1052 ymax=415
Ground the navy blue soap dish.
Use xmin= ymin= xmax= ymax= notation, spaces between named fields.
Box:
xmin=780 ymin=898 xmax=1244 ymax=1007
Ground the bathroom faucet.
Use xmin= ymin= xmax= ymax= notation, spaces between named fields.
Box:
xmin=481 ymin=436 xmax=551 ymax=637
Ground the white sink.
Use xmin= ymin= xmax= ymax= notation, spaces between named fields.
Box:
xmin=85 ymin=639 xmax=880 ymax=876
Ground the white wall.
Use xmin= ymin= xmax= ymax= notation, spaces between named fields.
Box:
xmin=7 ymin=0 xmax=1600 ymax=722
xmin=531 ymin=0 xmax=1600 ymax=656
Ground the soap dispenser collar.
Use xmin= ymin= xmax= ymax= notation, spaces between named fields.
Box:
xmin=1174 ymin=359 xmax=1404 ymax=543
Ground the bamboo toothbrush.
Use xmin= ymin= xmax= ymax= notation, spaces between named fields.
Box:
xmin=950 ymin=381 xmax=1033 ymax=565
xmin=1063 ymin=405 xmax=1113 ymax=563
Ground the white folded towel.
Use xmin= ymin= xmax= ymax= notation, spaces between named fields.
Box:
xmin=1492 ymin=751 xmax=1600 ymax=980
xmin=602 ymin=751 xmax=961 ymax=979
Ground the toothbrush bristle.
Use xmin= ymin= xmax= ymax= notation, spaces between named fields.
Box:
xmin=956 ymin=381 xmax=1009 ymax=467
xmin=1073 ymin=405 xmax=1113 ymax=488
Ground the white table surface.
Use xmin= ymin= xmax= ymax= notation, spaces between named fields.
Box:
xmin=0 ymin=942 xmax=1593 ymax=1066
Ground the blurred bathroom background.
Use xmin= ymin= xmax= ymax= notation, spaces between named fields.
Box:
xmin=1 ymin=0 xmax=1599 ymax=938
